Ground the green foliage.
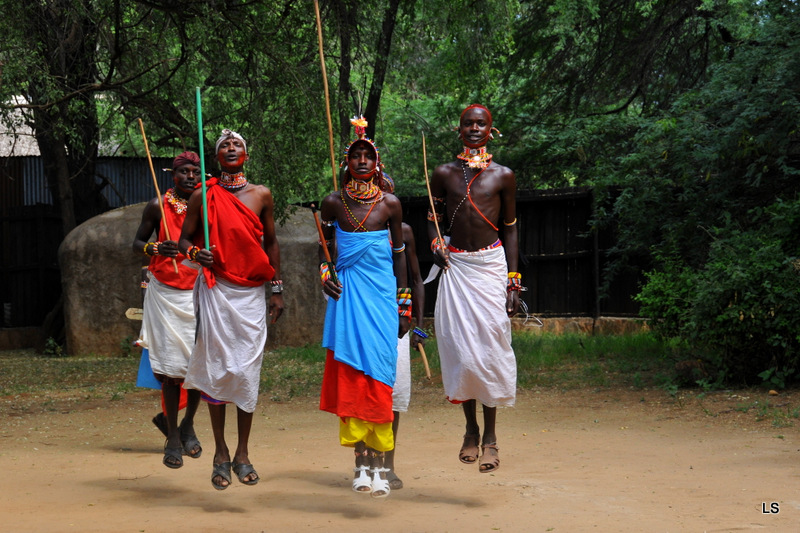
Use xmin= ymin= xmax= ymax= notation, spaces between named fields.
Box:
xmin=43 ymin=338 xmax=65 ymax=358
xmin=637 ymin=199 xmax=800 ymax=385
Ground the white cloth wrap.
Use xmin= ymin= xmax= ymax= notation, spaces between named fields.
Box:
xmin=184 ymin=274 xmax=267 ymax=413
xmin=433 ymin=245 xmax=516 ymax=408
xmin=392 ymin=332 xmax=411 ymax=412
xmin=138 ymin=277 xmax=195 ymax=379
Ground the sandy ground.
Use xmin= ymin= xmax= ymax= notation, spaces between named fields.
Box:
xmin=1 ymin=384 xmax=799 ymax=533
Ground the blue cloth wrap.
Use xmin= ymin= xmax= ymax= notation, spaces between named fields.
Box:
xmin=322 ymin=223 xmax=399 ymax=387
xmin=136 ymin=348 xmax=161 ymax=389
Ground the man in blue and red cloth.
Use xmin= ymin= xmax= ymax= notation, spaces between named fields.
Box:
xmin=318 ymin=117 xmax=409 ymax=498
xmin=179 ymin=129 xmax=284 ymax=490
xmin=133 ymin=151 xmax=203 ymax=469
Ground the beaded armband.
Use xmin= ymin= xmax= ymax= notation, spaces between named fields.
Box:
xmin=320 ymin=262 xmax=337 ymax=285
xmin=144 ymin=241 xmax=162 ymax=256
xmin=427 ymin=197 xmax=445 ymax=223
xmin=397 ymin=287 xmax=412 ymax=318
xmin=271 ymin=279 xmax=284 ymax=294
xmin=504 ymin=218 xmax=518 ymax=227
xmin=321 ymin=219 xmax=336 ymax=227
xmin=507 ymin=272 xmax=522 ymax=292
xmin=427 ymin=209 xmax=444 ymax=223
xmin=186 ymin=246 xmax=201 ymax=262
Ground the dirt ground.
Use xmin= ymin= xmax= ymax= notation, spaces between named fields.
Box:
xmin=1 ymin=384 xmax=799 ymax=533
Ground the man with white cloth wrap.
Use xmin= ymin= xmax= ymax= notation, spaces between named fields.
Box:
xmin=426 ymin=104 xmax=521 ymax=474
xmin=179 ymin=129 xmax=284 ymax=490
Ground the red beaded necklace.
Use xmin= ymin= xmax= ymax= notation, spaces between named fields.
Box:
xmin=457 ymin=146 xmax=493 ymax=169
xmin=219 ymin=171 xmax=248 ymax=191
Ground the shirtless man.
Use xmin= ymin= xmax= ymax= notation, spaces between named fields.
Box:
xmin=179 ymin=129 xmax=284 ymax=490
xmin=427 ymin=104 xmax=520 ymax=473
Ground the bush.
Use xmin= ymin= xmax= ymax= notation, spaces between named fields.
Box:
xmin=637 ymin=200 xmax=800 ymax=386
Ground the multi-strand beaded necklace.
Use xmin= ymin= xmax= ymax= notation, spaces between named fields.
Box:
xmin=219 ymin=171 xmax=248 ymax=191
xmin=342 ymin=178 xmax=384 ymax=231
xmin=447 ymin=160 xmax=499 ymax=232
xmin=164 ymin=188 xmax=188 ymax=215
xmin=456 ymin=146 xmax=492 ymax=169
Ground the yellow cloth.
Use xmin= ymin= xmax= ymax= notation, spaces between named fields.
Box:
xmin=338 ymin=417 xmax=394 ymax=452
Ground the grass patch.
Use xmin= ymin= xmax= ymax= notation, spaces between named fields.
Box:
xmin=0 ymin=332 xmax=678 ymax=402
xmin=511 ymin=331 xmax=677 ymax=389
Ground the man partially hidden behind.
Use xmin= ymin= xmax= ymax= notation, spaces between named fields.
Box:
xmin=179 ymin=129 xmax=284 ymax=490
xmin=318 ymin=117 xmax=409 ymax=498
xmin=133 ymin=151 xmax=203 ymax=469
xmin=427 ymin=104 xmax=520 ymax=474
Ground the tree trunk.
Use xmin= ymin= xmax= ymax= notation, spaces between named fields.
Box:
xmin=365 ymin=0 xmax=402 ymax=140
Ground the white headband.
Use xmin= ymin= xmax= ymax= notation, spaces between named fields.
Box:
xmin=215 ymin=129 xmax=247 ymax=154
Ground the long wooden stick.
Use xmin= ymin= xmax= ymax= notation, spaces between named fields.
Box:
xmin=138 ymin=118 xmax=178 ymax=274
xmin=422 ymin=134 xmax=444 ymax=245
xmin=311 ymin=203 xmax=338 ymax=285
xmin=314 ymin=0 xmax=338 ymax=191
xmin=417 ymin=343 xmax=431 ymax=379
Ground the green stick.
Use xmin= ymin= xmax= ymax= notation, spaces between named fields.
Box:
xmin=195 ymin=87 xmax=210 ymax=249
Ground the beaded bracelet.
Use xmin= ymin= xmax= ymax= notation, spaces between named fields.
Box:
xmin=320 ymin=262 xmax=337 ymax=285
xmin=271 ymin=279 xmax=284 ymax=294
xmin=397 ymin=287 xmax=412 ymax=317
xmin=430 ymin=237 xmax=444 ymax=253
xmin=392 ymin=243 xmax=406 ymax=254
xmin=140 ymin=280 xmax=149 ymax=289
xmin=144 ymin=241 xmax=161 ymax=256
xmin=187 ymin=246 xmax=201 ymax=262
xmin=507 ymin=271 xmax=522 ymax=292
xmin=503 ymin=218 xmax=518 ymax=227
xmin=412 ymin=327 xmax=429 ymax=339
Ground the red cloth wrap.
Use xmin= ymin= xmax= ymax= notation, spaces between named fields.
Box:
xmin=149 ymin=195 xmax=198 ymax=290
xmin=319 ymin=349 xmax=394 ymax=424
xmin=195 ymin=179 xmax=275 ymax=288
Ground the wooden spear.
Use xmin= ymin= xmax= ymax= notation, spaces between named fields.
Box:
xmin=137 ymin=118 xmax=178 ymax=274
xmin=313 ymin=0 xmax=339 ymax=191
xmin=422 ymin=134 xmax=444 ymax=249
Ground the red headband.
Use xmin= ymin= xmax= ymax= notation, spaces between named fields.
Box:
xmin=460 ymin=104 xmax=493 ymax=125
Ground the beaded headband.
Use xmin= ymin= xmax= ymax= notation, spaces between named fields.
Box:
xmin=342 ymin=116 xmax=382 ymax=170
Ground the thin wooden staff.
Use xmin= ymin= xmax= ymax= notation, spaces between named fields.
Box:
xmin=314 ymin=0 xmax=338 ymax=192
xmin=417 ymin=343 xmax=431 ymax=380
xmin=137 ymin=118 xmax=178 ymax=274
xmin=195 ymin=87 xmax=210 ymax=249
xmin=311 ymin=203 xmax=338 ymax=285
xmin=422 ymin=133 xmax=444 ymax=247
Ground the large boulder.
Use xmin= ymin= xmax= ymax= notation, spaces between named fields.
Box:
xmin=59 ymin=204 xmax=325 ymax=356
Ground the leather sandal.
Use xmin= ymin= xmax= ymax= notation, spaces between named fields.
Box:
xmin=479 ymin=443 xmax=500 ymax=473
